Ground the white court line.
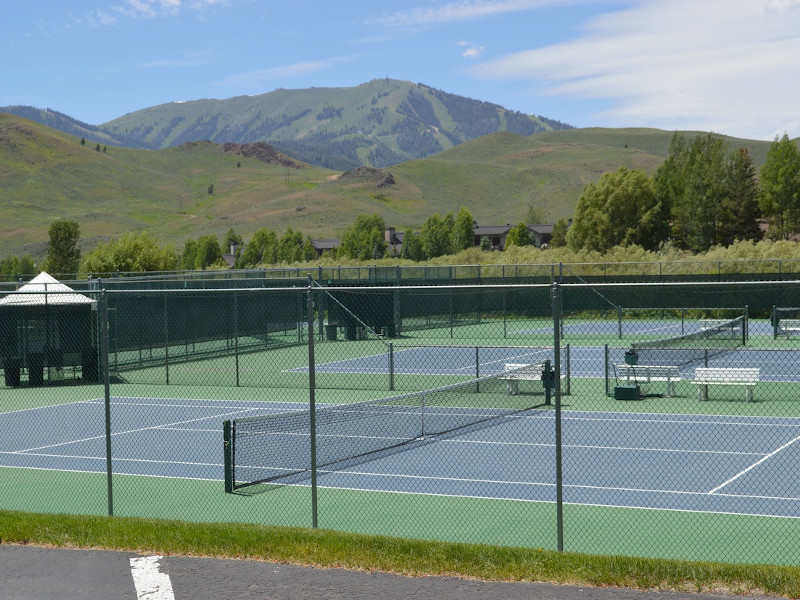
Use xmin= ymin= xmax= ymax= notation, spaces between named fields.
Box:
xmin=130 ymin=555 xmax=175 ymax=600
xmin=707 ymin=433 xmax=800 ymax=494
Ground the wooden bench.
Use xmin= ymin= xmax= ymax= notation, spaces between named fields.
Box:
xmin=615 ymin=364 xmax=681 ymax=397
xmin=778 ymin=319 xmax=800 ymax=336
xmin=691 ymin=367 xmax=760 ymax=402
xmin=499 ymin=362 xmax=547 ymax=395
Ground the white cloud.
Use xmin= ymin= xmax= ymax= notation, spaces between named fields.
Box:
xmin=457 ymin=40 xmax=485 ymax=59
xmin=370 ymin=0 xmax=576 ymax=27
xmin=111 ymin=0 xmax=230 ymax=20
xmin=470 ymin=0 xmax=800 ymax=139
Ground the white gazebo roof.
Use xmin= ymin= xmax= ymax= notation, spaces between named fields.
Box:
xmin=0 ymin=272 xmax=96 ymax=307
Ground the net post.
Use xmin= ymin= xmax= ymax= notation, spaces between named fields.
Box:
xmin=223 ymin=420 xmax=233 ymax=493
xmin=475 ymin=346 xmax=480 ymax=393
xmin=234 ymin=292 xmax=240 ymax=387
xmin=389 ymin=343 xmax=394 ymax=391
xmin=604 ymin=344 xmax=609 ymax=397
xmin=772 ymin=305 xmax=778 ymax=339
xmin=743 ymin=305 xmax=748 ymax=345
xmin=307 ymin=284 xmax=318 ymax=529
xmin=618 ymin=307 xmax=622 ymax=339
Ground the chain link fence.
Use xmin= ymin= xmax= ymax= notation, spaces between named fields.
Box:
xmin=2 ymin=276 xmax=800 ymax=565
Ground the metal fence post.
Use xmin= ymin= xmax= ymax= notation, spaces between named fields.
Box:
xmin=552 ymin=283 xmax=564 ymax=552
xmin=100 ymin=290 xmax=113 ymax=516
xmin=307 ymin=284 xmax=318 ymax=529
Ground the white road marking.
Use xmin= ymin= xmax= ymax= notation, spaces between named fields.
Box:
xmin=130 ymin=555 xmax=175 ymax=600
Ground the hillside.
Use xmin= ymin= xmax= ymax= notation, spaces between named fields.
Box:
xmin=0 ymin=113 xmax=776 ymax=259
xmin=3 ymin=79 xmax=572 ymax=170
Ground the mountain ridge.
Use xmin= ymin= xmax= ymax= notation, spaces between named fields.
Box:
xmin=1 ymin=79 xmax=572 ymax=169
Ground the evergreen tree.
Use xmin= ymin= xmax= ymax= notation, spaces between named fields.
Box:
xmin=720 ymin=148 xmax=762 ymax=245
xmin=759 ymin=133 xmax=800 ymax=240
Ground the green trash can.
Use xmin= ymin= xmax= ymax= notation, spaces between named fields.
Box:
xmin=324 ymin=322 xmax=338 ymax=341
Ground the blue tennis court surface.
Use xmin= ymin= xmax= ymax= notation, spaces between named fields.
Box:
xmin=3 ymin=398 xmax=800 ymax=518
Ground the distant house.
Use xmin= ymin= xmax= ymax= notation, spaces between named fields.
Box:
xmin=311 ymin=239 xmax=340 ymax=257
xmin=473 ymin=225 xmax=512 ymax=250
xmin=303 ymin=223 xmax=556 ymax=261
xmin=527 ymin=224 xmax=554 ymax=248
xmin=473 ymin=223 xmax=554 ymax=250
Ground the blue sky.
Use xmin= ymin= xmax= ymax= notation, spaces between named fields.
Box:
xmin=3 ymin=0 xmax=799 ymax=140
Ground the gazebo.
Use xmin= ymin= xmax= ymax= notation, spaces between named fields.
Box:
xmin=0 ymin=272 xmax=98 ymax=387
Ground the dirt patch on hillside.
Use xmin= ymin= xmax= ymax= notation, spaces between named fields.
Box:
xmin=222 ymin=142 xmax=306 ymax=169
xmin=339 ymin=166 xmax=395 ymax=187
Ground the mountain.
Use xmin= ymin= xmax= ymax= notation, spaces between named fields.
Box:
xmin=0 ymin=112 xmax=775 ymax=259
xmin=0 ymin=105 xmax=140 ymax=149
xmin=2 ymin=79 xmax=572 ymax=169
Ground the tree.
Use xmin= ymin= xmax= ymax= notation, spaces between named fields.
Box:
xmin=400 ymin=230 xmax=423 ymax=261
xmin=525 ymin=201 xmax=545 ymax=225
xmin=450 ymin=207 xmax=474 ymax=253
xmin=420 ymin=213 xmax=451 ymax=259
xmin=676 ymin=134 xmax=729 ymax=252
xmin=82 ymin=232 xmax=177 ymax=274
xmin=720 ymin=148 xmax=762 ymax=245
xmin=181 ymin=239 xmax=198 ymax=270
xmin=239 ymin=229 xmax=278 ymax=267
xmin=505 ymin=223 xmax=531 ymax=248
xmin=207 ymin=183 xmax=214 ymax=196
xmin=656 ymin=133 xmax=762 ymax=251
xmin=479 ymin=235 xmax=492 ymax=251
xmin=566 ymin=168 xmax=667 ymax=252
xmin=301 ymin=236 xmax=317 ymax=262
xmin=759 ymin=133 xmax=800 ymax=240
xmin=95 ymin=143 xmax=101 ymax=152
xmin=194 ymin=235 xmax=223 ymax=269
xmin=340 ymin=215 xmax=387 ymax=260
xmin=222 ymin=229 xmax=243 ymax=255
xmin=45 ymin=219 xmax=81 ymax=275
xmin=549 ymin=219 xmax=568 ymax=248
xmin=277 ymin=228 xmax=304 ymax=263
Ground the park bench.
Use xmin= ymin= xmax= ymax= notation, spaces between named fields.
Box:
xmin=778 ymin=319 xmax=800 ymax=336
xmin=691 ymin=367 xmax=760 ymax=402
xmin=499 ymin=362 xmax=548 ymax=395
xmin=615 ymin=364 xmax=681 ymax=397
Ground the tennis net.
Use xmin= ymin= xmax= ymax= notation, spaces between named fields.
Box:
xmin=223 ymin=366 xmax=552 ymax=491
xmin=629 ymin=315 xmax=745 ymax=367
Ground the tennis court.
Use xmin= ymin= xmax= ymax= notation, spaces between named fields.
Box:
xmin=4 ymin=280 xmax=800 ymax=565
xmin=3 ymin=396 xmax=800 ymax=520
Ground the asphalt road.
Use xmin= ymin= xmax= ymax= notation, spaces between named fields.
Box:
xmin=0 ymin=544 xmax=766 ymax=600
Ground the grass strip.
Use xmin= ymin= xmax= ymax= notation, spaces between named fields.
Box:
xmin=1 ymin=510 xmax=799 ymax=597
